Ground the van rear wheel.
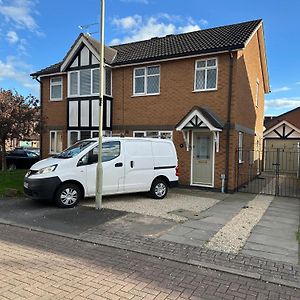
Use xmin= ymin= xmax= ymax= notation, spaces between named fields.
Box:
xmin=150 ymin=178 xmax=168 ymax=199
xmin=55 ymin=183 xmax=81 ymax=208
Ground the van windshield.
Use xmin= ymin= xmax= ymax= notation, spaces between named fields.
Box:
xmin=53 ymin=140 xmax=96 ymax=159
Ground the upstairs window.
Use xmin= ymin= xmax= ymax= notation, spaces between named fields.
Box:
xmin=194 ymin=58 xmax=217 ymax=91
xmin=68 ymin=67 xmax=112 ymax=97
xmin=133 ymin=66 xmax=160 ymax=96
xmin=50 ymin=77 xmax=63 ymax=101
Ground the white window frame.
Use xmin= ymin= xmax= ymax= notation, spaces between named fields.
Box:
xmin=238 ymin=132 xmax=244 ymax=164
xmin=133 ymin=130 xmax=173 ymax=140
xmin=194 ymin=58 xmax=218 ymax=92
xmin=133 ymin=66 xmax=160 ymax=96
xmin=67 ymin=130 xmax=80 ymax=147
xmin=50 ymin=77 xmax=63 ymax=101
xmin=49 ymin=130 xmax=63 ymax=154
xmin=255 ymin=78 xmax=259 ymax=107
xmin=67 ymin=130 xmax=111 ymax=146
xmin=68 ymin=68 xmax=112 ymax=97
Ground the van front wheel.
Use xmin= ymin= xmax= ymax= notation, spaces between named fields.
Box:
xmin=55 ymin=183 xmax=81 ymax=208
xmin=150 ymin=178 xmax=168 ymax=199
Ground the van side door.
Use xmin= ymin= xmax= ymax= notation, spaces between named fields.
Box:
xmin=124 ymin=140 xmax=154 ymax=193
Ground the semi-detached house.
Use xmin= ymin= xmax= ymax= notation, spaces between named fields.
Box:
xmin=31 ymin=19 xmax=270 ymax=192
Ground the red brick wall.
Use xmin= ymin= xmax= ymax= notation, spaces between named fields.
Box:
xmin=41 ymin=75 xmax=67 ymax=158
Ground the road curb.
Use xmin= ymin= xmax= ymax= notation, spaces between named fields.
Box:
xmin=0 ymin=220 xmax=299 ymax=290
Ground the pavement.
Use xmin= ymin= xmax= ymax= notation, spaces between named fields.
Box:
xmin=0 ymin=191 xmax=299 ymax=295
xmin=1 ymin=224 xmax=299 ymax=300
xmin=242 ymin=196 xmax=300 ymax=264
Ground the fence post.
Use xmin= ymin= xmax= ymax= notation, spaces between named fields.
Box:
xmin=275 ymin=148 xmax=280 ymax=196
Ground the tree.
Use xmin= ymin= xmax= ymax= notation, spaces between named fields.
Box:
xmin=0 ymin=89 xmax=40 ymax=171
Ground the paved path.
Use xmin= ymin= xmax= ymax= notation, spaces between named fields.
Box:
xmin=242 ymin=196 xmax=300 ymax=264
xmin=0 ymin=224 xmax=299 ymax=300
xmin=159 ymin=194 xmax=255 ymax=247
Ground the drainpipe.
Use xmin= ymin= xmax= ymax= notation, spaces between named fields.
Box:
xmin=224 ymin=50 xmax=234 ymax=193
xmin=33 ymin=76 xmax=43 ymax=159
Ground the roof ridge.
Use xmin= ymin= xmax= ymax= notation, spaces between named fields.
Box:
xmin=110 ymin=19 xmax=262 ymax=48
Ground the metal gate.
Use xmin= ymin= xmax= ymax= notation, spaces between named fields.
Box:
xmin=236 ymin=148 xmax=300 ymax=198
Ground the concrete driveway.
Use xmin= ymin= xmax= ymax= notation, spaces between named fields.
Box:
xmin=0 ymin=190 xmax=298 ymax=264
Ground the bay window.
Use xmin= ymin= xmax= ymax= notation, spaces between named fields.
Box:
xmin=68 ymin=67 xmax=112 ymax=97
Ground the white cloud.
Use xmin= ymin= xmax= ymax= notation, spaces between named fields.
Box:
xmin=0 ymin=0 xmax=39 ymax=32
xmin=199 ymin=19 xmax=209 ymax=26
xmin=112 ymin=15 xmax=142 ymax=29
xmin=272 ymin=86 xmax=291 ymax=93
xmin=296 ymin=82 xmax=300 ymax=85
xmin=110 ymin=14 xmax=202 ymax=45
xmin=0 ymin=56 xmax=38 ymax=94
xmin=6 ymin=30 xmax=19 ymax=43
xmin=265 ymin=97 xmax=300 ymax=112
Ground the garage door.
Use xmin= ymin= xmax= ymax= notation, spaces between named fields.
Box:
xmin=265 ymin=139 xmax=300 ymax=173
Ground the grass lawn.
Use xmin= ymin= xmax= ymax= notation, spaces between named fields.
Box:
xmin=0 ymin=170 xmax=27 ymax=196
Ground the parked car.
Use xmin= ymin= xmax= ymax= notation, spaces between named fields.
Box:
xmin=15 ymin=147 xmax=40 ymax=156
xmin=24 ymin=137 xmax=179 ymax=208
xmin=6 ymin=149 xmax=40 ymax=170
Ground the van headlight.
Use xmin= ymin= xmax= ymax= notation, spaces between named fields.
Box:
xmin=36 ymin=164 xmax=58 ymax=175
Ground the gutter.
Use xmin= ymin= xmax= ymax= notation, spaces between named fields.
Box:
xmin=33 ymin=76 xmax=43 ymax=160
xmin=224 ymin=50 xmax=234 ymax=193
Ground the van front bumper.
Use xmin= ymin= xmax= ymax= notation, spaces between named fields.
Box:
xmin=24 ymin=176 xmax=61 ymax=201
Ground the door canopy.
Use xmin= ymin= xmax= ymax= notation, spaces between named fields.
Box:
xmin=175 ymin=107 xmax=223 ymax=152
xmin=176 ymin=106 xmax=223 ymax=132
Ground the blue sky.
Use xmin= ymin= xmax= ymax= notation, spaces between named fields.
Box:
xmin=0 ymin=0 xmax=299 ymax=116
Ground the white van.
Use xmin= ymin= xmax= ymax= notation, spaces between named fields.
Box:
xmin=24 ymin=137 xmax=178 ymax=208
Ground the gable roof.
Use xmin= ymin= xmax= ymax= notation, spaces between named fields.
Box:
xmin=111 ymin=19 xmax=262 ymax=66
xmin=31 ymin=19 xmax=263 ymax=76
xmin=264 ymin=120 xmax=300 ymax=138
xmin=265 ymin=106 xmax=300 ymax=130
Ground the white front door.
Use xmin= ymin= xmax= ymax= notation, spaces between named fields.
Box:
xmin=192 ymin=132 xmax=214 ymax=186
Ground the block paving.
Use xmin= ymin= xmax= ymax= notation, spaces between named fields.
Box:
xmin=0 ymin=224 xmax=299 ymax=300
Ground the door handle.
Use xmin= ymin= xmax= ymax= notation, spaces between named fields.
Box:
xmin=130 ymin=161 xmax=134 ymax=168
xmin=115 ymin=162 xmax=123 ymax=167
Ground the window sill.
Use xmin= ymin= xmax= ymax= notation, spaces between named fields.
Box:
xmin=131 ymin=93 xmax=160 ymax=98
xmin=193 ymin=89 xmax=217 ymax=93
xmin=49 ymin=99 xmax=63 ymax=102
xmin=67 ymin=94 xmax=112 ymax=98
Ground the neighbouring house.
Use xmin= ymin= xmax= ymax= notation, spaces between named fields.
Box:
xmin=264 ymin=107 xmax=300 ymax=174
xmin=31 ymin=19 xmax=270 ymax=192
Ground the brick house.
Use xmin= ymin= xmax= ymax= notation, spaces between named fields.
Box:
xmin=31 ymin=19 xmax=270 ymax=192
